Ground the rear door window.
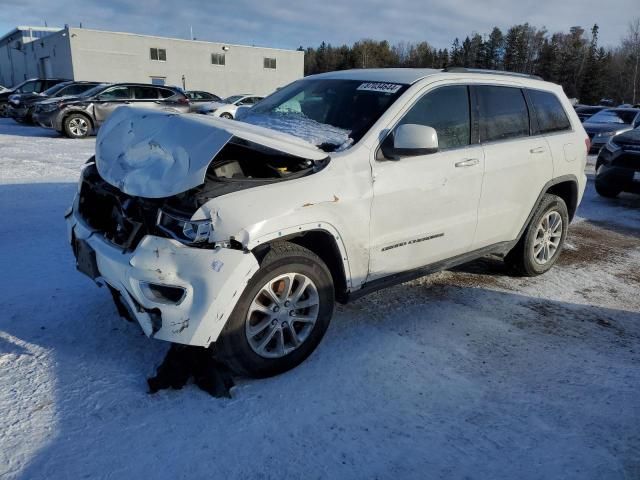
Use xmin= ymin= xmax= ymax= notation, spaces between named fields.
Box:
xmin=99 ymin=86 xmax=131 ymax=100
xmin=528 ymin=90 xmax=571 ymax=133
xmin=133 ymin=86 xmax=160 ymax=100
xmin=476 ymin=86 xmax=530 ymax=142
xmin=398 ymin=85 xmax=471 ymax=149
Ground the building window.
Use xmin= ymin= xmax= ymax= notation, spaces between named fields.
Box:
xmin=150 ymin=48 xmax=167 ymax=61
xmin=263 ymin=57 xmax=276 ymax=69
xmin=211 ymin=53 xmax=226 ymax=65
xmin=150 ymin=77 xmax=166 ymax=86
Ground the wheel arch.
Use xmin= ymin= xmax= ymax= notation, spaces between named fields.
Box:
xmin=251 ymin=227 xmax=350 ymax=304
xmin=515 ymin=174 xmax=579 ymax=243
xmin=546 ymin=178 xmax=578 ymax=221
xmin=63 ymin=110 xmax=94 ymax=130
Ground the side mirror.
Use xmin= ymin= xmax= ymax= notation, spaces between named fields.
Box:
xmin=393 ymin=124 xmax=439 ymax=156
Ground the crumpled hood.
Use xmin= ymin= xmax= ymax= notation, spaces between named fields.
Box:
xmin=95 ymin=106 xmax=328 ymax=198
xmin=37 ymin=94 xmax=79 ymax=105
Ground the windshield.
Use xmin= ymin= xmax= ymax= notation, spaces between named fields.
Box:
xmin=241 ymin=79 xmax=409 ymax=151
xmin=79 ymin=83 xmax=110 ymax=98
xmin=224 ymin=95 xmax=244 ymax=104
xmin=588 ymin=109 xmax=638 ymax=124
xmin=41 ymin=82 xmax=72 ymax=96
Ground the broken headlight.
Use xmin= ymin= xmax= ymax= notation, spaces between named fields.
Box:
xmin=157 ymin=210 xmax=212 ymax=244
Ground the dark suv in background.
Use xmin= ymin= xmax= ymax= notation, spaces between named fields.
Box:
xmin=0 ymin=78 xmax=70 ymax=117
xmin=8 ymin=81 xmax=101 ymax=124
xmin=33 ymin=83 xmax=191 ymax=138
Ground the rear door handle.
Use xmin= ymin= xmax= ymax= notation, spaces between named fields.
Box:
xmin=530 ymin=147 xmax=546 ymax=154
xmin=455 ymin=158 xmax=480 ymax=168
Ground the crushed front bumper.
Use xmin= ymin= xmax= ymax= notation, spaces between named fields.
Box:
xmin=32 ymin=109 xmax=58 ymax=129
xmin=66 ymin=207 xmax=259 ymax=347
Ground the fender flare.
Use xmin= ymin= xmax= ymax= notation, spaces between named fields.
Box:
xmin=246 ymin=221 xmax=354 ymax=289
xmin=514 ymin=174 xmax=579 ymax=243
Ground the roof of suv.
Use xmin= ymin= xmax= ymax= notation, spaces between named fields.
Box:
xmin=306 ymin=68 xmax=549 ymax=86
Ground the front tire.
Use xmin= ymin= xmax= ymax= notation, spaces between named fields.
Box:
xmin=217 ymin=242 xmax=334 ymax=378
xmin=505 ymin=194 xmax=569 ymax=276
xmin=63 ymin=113 xmax=92 ymax=139
xmin=219 ymin=112 xmax=233 ymax=119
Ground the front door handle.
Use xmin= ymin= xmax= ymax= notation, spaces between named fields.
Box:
xmin=455 ymin=158 xmax=480 ymax=168
xmin=530 ymin=147 xmax=546 ymax=154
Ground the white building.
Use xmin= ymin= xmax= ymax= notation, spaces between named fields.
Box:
xmin=0 ymin=27 xmax=304 ymax=97
xmin=0 ymin=26 xmax=63 ymax=87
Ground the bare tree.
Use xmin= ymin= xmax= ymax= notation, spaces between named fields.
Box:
xmin=623 ymin=18 xmax=640 ymax=103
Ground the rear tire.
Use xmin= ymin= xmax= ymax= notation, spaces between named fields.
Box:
xmin=63 ymin=113 xmax=92 ymax=139
xmin=220 ymin=112 xmax=233 ymax=119
xmin=505 ymin=194 xmax=569 ymax=276
xmin=217 ymin=242 xmax=334 ymax=378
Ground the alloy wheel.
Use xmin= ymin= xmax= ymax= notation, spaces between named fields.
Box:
xmin=245 ymin=273 xmax=320 ymax=359
xmin=69 ymin=117 xmax=89 ymax=137
xmin=532 ymin=210 xmax=563 ymax=265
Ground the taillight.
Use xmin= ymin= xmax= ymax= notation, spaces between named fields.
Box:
xmin=585 ymin=137 xmax=591 ymax=152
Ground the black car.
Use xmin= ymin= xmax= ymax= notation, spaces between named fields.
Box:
xmin=583 ymin=108 xmax=640 ymax=154
xmin=32 ymin=83 xmax=190 ymax=138
xmin=8 ymin=81 xmax=101 ymax=124
xmin=0 ymin=78 xmax=70 ymax=117
xmin=595 ymin=127 xmax=640 ymax=197
xmin=574 ymin=105 xmax=605 ymax=123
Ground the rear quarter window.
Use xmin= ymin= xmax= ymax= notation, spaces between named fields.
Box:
xmin=528 ymin=90 xmax=571 ymax=134
xmin=158 ymin=88 xmax=178 ymax=99
xmin=476 ymin=86 xmax=530 ymax=143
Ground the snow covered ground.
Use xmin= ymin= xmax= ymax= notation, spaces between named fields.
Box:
xmin=0 ymin=118 xmax=639 ymax=479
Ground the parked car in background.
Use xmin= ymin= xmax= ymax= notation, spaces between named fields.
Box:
xmin=33 ymin=83 xmax=190 ymax=138
xmin=8 ymin=81 xmax=101 ymax=124
xmin=197 ymin=94 xmax=263 ymax=119
xmin=67 ymin=68 xmax=587 ymax=377
xmin=583 ymin=108 xmax=640 ymax=153
xmin=186 ymin=91 xmax=221 ymax=102
xmin=574 ymin=105 xmax=605 ymax=122
xmin=0 ymin=78 xmax=70 ymax=117
xmin=595 ymin=127 xmax=640 ymax=197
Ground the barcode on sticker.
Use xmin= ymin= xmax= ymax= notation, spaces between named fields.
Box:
xmin=357 ymin=82 xmax=402 ymax=94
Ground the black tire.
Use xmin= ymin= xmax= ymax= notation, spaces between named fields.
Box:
xmin=594 ymin=180 xmax=621 ymax=198
xmin=220 ymin=112 xmax=233 ymax=119
xmin=63 ymin=113 xmax=92 ymax=139
xmin=0 ymin=103 xmax=8 ymax=117
xmin=505 ymin=194 xmax=569 ymax=276
xmin=217 ymin=242 xmax=334 ymax=378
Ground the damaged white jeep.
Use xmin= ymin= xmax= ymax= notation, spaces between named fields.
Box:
xmin=67 ymin=68 xmax=588 ymax=377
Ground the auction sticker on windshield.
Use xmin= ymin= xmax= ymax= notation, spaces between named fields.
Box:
xmin=357 ymin=82 xmax=403 ymax=94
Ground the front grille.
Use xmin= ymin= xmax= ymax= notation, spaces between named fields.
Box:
xmin=78 ymin=163 xmax=162 ymax=250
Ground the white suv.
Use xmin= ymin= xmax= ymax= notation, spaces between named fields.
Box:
xmin=67 ymin=68 xmax=588 ymax=377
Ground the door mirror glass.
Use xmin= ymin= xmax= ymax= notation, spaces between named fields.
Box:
xmin=393 ymin=124 xmax=439 ymax=156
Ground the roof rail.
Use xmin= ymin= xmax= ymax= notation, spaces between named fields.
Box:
xmin=442 ymin=67 xmax=543 ymax=81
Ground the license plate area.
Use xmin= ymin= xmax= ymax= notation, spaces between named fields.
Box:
xmin=75 ymin=239 xmax=101 ymax=280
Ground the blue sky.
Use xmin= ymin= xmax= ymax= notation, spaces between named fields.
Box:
xmin=1 ymin=0 xmax=637 ymax=50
